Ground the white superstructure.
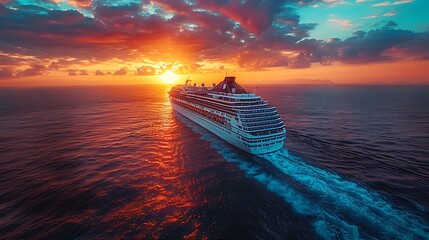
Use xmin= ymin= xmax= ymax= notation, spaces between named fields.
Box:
xmin=169 ymin=77 xmax=286 ymax=154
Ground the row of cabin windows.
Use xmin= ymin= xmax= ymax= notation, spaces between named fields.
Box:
xmin=249 ymin=127 xmax=285 ymax=136
xmin=242 ymin=123 xmax=284 ymax=132
xmin=232 ymin=105 xmax=273 ymax=111
xmin=238 ymin=108 xmax=276 ymax=114
xmin=239 ymin=112 xmax=278 ymax=119
xmin=241 ymin=135 xmax=285 ymax=144
xmin=240 ymin=116 xmax=280 ymax=123
xmin=242 ymin=119 xmax=283 ymax=127
xmin=230 ymin=101 xmax=265 ymax=106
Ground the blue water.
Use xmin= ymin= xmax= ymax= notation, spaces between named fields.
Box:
xmin=0 ymin=85 xmax=428 ymax=239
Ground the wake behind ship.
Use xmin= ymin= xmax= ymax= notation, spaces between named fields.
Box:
xmin=169 ymin=77 xmax=286 ymax=154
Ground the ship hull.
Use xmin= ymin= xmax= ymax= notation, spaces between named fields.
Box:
xmin=171 ymin=102 xmax=284 ymax=154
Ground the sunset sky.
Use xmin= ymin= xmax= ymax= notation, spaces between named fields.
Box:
xmin=0 ymin=0 xmax=428 ymax=86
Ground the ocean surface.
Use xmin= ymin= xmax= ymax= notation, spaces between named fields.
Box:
xmin=0 ymin=84 xmax=428 ymax=239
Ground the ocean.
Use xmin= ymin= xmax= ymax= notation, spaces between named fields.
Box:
xmin=0 ymin=84 xmax=428 ymax=239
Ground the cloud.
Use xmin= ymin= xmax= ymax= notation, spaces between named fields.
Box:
xmin=68 ymin=0 xmax=92 ymax=9
xmin=0 ymin=0 xmax=427 ymax=76
xmin=353 ymin=30 xmax=366 ymax=37
xmin=288 ymin=53 xmax=312 ymax=68
xmin=372 ymin=0 xmax=413 ymax=6
xmin=135 ymin=66 xmax=156 ymax=75
xmin=328 ymin=18 xmax=353 ymax=27
xmin=19 ymin=64 xmax=47 ymax=77
xmin=323 ymin=0 xmax=347 ymax=6
xmin=363 ymin=15 xmax=377 ymax=19
xmin=237 ymin=49 xmax=289 ymax=70
xmin=338 ymin=28 xmax=415 ymax=63
xmin=95 ymin=69 xmax=105 ymax=75
xmin=68 ymin=69 xmax=87 ymax=76
xmin=383 ymin=10 xmax=397 ymax=16
xmin=192 ymin=0 xmax=311 ymax=35
xmin=175 ymin=63 xmax=204 ymax=74
xmin=385 ymin=21 xmax=398 ymax=27
xmin=372 ymin=1 xmax=390 ymax=6
xmin=392 ymin=0 xmax=413 ymax=4
xmin=114 ymin=67 xmax=128 ymax=75
xmin=68 ymin=69 xmax=77 ymax=76
xmin=0 ymin=1 xmax=318 ymax=73
xmin=0 ymin=67 xmax=14 ymax=78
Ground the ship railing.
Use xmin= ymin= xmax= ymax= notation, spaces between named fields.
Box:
xmin=208 ymin=92 xmax=260 ymax=101
xmin=208 ymin=94 xmax=262 ymax=103
xmin=208 ymin=92 xmax=256 ymax=97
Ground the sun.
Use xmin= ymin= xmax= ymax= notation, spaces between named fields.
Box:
xmin=159 ymin=70 xmax=179 ymax=84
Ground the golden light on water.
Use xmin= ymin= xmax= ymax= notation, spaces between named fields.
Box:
xmin=159 ymin=70 xmax=179 ymax=84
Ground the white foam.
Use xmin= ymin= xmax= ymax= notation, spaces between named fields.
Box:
xmin=178 ymin=114 xmax=429 ymax=239
xmin=264 ymin=149 xmax=429 ymax=239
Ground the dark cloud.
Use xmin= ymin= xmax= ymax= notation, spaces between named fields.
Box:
xmin=95 ymin=69 xmax=106 ymax=75
xmin=353 ymin=30 xmax=365 ymax=38
xmin=114 ymin=67 xmax=128 ymax=75
xmin=292 ymin=23 xmax=317 ymax=38
xmin=69 ymin=69 xmax=88 ymax=76
xmin=385 ymin=21 xmax=398 ymax=27
xmin=288 ymin=53 xmax=311 ymax=69
xmin=0 ymin=1 xmax=321 ymax=73
xmin=49 ymin=61 xmax=63 ymax=70
xmin=237 ymin=49 xmax=289 ymax=70
xmin=0 ymin=67 xmax=14 ymax=78
xmin=68 ymin=69 xmax=77 ymax=76
xmin=194 ymin=0 xmax=317 ymax=35
xmin=339 ymin=28 xmax=416 ymax=63
xmin=395 ymin=32 xmax=429 ymax=59
xmin=93 ymin=3 xmax=141 ymax=21
xmin=19 ymin=64 xmax=46 ymax=77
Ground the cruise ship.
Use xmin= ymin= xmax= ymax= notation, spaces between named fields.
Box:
xmin=169 ymin=76 xmax=286 ymax=154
